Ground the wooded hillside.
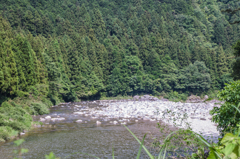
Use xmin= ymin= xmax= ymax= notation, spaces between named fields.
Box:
xmin=0 ymin=0 xmax=239 ymax=104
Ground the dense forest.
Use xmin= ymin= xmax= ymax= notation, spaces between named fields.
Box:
xmin=0 ymin=0 xmax=240 ymax=141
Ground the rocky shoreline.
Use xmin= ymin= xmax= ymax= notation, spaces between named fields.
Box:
xmin=37 ymin=95 xmax=222 ymax=143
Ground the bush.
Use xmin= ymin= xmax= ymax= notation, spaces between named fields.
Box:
xmin=0 ymin=126 xmax=16 ymax=141
xmin=0 ymin=101 xmax=32 ymax=132
xmin=30 ymin=102 xmax=49 ymax=115
xmin=210 ymin=80 xmax=240 ymax=135
xmin=164 ymin=91 xmax=188 ymax=102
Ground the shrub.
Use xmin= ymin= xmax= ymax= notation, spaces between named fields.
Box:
xmin=0 ymin=101 xmax=32 ymax=132
xmin=30 ymin=102 xmax=49 ymax=115
xmin=0 ymin=126 xmax=16 ymax=141
xmin=210 ymin=80 xmax=240 ymax=135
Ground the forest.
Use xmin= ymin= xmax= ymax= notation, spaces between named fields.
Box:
xmin=0 ymin=0 xmax=240 ymax=141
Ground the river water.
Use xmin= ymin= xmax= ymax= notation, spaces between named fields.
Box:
xmin=0 ymin=101 xmax=176 ymax=159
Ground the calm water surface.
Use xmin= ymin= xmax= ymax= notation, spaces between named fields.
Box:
xmin=0 ymin=101 xmax=173 ymax=159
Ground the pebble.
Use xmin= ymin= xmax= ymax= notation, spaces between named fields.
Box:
xmin=40 ymin=96 xmax=221 ymax=142
xmin=45 ymin=116 xmax=51 ymax=119
xmin=76 ymin=120 xmax=82 ymax=123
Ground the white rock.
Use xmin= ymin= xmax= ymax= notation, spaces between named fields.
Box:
xmin=113 ymin=121 xmax=118 ymax=124
xmin=96 ymin=121 xmax=101 ymax=125
xmin=45 ymin=116 xmax=51 ymax=119
xmin=143 ymin=116 xmax=150 ymax=120
xmin=76 ymin=120 xmax=82 ymax=123
xmin=51 ymin=118 xmax=57 ymax=121
xmin=58 ymin=118 xmax=65 ymax=121
xmin=40 ymin=117 xmax=45 ymax=122
xmin=74 ymin=112 xmax=84 ymax=115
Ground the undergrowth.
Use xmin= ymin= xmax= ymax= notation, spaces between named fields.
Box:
xmin=0 ymin=85 xmax=55 ymax=142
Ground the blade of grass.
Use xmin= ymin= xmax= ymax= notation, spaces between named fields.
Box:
xmin=112 ymin=146 xmax=115 ymax=159
xmin=162 ymin=144 xmax=168 ymax=159
xmin=158 ymin=144 xmax=165 ymax=159
xmin=123 ymin=125 xmax=154 ymax=159
xmin=194 ymin=133 xmax=223 ymax=159
xmin=157 ymin=129 xmax=185 ymax=159
xmin=136 ymin=134 xmax=147 ymax=159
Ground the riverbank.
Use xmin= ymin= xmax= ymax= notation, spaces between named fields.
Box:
xmin=0 ymin=94 xmax=221 ymax=145
xmin=38 ymin=95 xmax=221 ymax=143
xmin=0 ymin=95 xmax=54 ymax=143
xmin=0 ymin=95 xmax=222 ymax=158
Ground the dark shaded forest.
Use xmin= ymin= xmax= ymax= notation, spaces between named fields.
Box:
xmin=0 ymin=0 xmax=239 ymax=141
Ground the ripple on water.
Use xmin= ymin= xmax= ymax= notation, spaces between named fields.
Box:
xmin=0 ymin=121 xmax=166 ymax=159
xmin=0 ymin=102 xmax=174 ymax=159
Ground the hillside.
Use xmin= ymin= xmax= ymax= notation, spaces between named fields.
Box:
xmin=0 ymin=0 xmax=239 ymax=141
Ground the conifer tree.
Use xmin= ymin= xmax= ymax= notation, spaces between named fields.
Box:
xmin=153 ymin=33 xmax=165 ymax=55
xmin=139 ymin=42 xmax=149 ymax=68
xmin=93 ymin=9 xmax=106 ymax=41
xmin=15 ymin=35 xmax=37 ymax=89
xmin=126 ymin=39 xmax=139 ymax=56
xmin=27 ymin=34 xmax=48 ymax=84
xmin=217 ymin=45 xmax=228 ymax=77
xmin=0 ymin=37 xmax=18 ymax=95
xmin=85 ymin=36 xmax=99 ymax=72
xmin=5 ymin=40 xmax=18 ymax=95
xmin=178 ymin=43 xmax=191 ymax=68
xmin=95 ymin=42 xmax=106 ymax=80
xmin=191 ymin=44 xmax=200 ymax=63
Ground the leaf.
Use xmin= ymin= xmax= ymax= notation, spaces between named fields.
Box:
xmin=221 ymin=133 xmax=235 ymax=145
xmin=136 ymin=134 xmax=146 ymax=159
xmin=207 ymin=148 xmax=219 ymax=159
xmin=112 ymin=146 xmax=115 ymax=159
xmin=224 ymin=143 xmax=236 ymax=156
xmin=45 ymin=152 xmax=60 ymax=159
xmin=162 ymin=144 xmax=168 ymax=159
xmin=228 ymin=150 xmax=238 ymax=159
xmin=20 ymin=148 xmax=29 ymax=154
xmin=192 ymin=153 xmax=197 ymax=158
xmin=14 ymin=139 xmax=25 ymax=146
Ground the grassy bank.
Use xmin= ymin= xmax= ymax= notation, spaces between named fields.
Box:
xmin=0 ymin=91 xmax=55 ymax=142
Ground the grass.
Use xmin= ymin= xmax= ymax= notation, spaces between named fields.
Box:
xmin=99 ymin=95 xmax=133 ymax=100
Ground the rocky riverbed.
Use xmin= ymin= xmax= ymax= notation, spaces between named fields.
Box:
xmin=38 ymin=95 xmax=221 ymax=143
xmin=0 ymin=95 xmax=223 ymax=159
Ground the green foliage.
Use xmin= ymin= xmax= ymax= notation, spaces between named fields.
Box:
xmin=164 ymin=91 xmax=188 ymax=102
xmin=0 ymin=101 xmax=32 ymax=132
xmin=0 ymin=0 xmax=237 ymax=142
xmin=0 ymin=126 xmax=16 ymax=142
xmin=211 ymin=80 xmax=240 ymax=135
xmin=176 ymin=61 xmax=211 ymax=93
xmin=191 ymin=125 xmax=240 ymax=159
xmin=0 ymin=0 xmax=236 ymax=101
xmin=45 ymin=152 xmax=60 ymax=159
xmin=30 ymin=102 xmax=49 ymax=115
xmin=232 ymin=41 xmax=240 ymax=80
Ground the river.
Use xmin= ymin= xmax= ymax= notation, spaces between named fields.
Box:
xmin=0 ymin=101 xmax=176 ymax=159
